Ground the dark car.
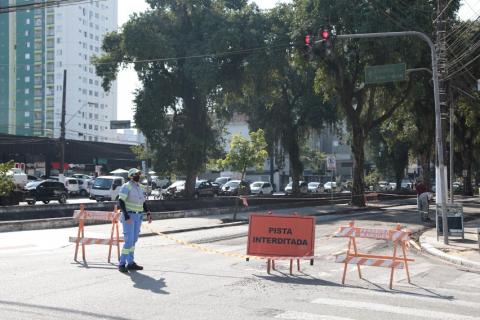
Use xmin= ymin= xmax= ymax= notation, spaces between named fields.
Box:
xmin=194 ymin=180 xmax=219 ymax=198
xmin=24 ymin=180 xmax=68 ymax=205
xmin=221 ymin=180 xmax=251 ymax=196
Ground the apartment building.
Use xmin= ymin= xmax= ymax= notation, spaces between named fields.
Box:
xmin=0 ymin=0 xmax=118 ymax=142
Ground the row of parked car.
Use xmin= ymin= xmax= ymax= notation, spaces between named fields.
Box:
xmin=22 ymin=173 xmax=96 ymax=205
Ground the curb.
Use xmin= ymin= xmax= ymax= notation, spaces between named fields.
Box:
xmin=419 ymin=235 xmax=480 ymax=270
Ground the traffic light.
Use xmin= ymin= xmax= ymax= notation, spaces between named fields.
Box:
xmin=302 ymin=26 xmax=335 ymax=60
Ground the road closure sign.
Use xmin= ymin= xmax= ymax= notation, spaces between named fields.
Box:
xmin=247 ymin=214 xmax=315 ymax=258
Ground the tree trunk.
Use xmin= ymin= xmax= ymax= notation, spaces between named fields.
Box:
xmin=185 ymin=171 xmax=197 ymax=198
xmin=351 ymin=125 xmax=366 ymax=206
xmin=286 ymin=131 xmax=303 ymax=195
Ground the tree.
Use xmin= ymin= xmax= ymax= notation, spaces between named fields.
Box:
xmin=448 ymin=20 xmax=480 ymax=196
xmin=0 ymin=161 xmax=15 ymax=197
xmin=301 ymin=144 xmax=326 ymax=178
xmin=217 ymin=129 xmax=269 ymax=180
xmin=94 ymin=0 xmax=263 ymax=197
xmin=292 ymin=0 xmax=459 ymax=205
xmin=230 ymin=4 xmax=335 ymax=194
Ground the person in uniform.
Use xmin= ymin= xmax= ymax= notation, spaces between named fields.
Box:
xmin=118 ymin=168 xmax=152 ymax=273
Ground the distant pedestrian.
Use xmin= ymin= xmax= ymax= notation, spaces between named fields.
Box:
xmin=418 ymin=192 xmax=433 ymax=222
xmin=117 ymin=168 xmax=152 ymax=273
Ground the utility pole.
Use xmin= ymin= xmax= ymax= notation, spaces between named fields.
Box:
xmin=449 ymin=88 xmax=454 ymax=203
xmin=59 ymin=69 xmax=67 ymax=181
xmin=436 ymin=0 xmax=450 ymax=242
xmin=322 ymin=31 xmax=449 ymax=244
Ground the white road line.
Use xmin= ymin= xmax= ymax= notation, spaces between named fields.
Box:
xmin=337 ymin=287 xmax=480 ymax=309
xmin=311 ymin=298 xmax=480 ymax=320
xmin=275 ymin=311 xmax=355 ymax=320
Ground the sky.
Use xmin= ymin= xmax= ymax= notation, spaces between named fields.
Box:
xmin=115 ymin=0 xmax=480 ymax=122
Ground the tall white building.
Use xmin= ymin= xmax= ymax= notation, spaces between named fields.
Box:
xmin=0 ymin=0 xmax=118 ymax=142
xmin=55 ymin=0 xmax=118 ymax=142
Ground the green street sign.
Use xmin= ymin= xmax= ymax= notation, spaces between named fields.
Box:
xmin=365 ymin=63 xmax=406 ymax=84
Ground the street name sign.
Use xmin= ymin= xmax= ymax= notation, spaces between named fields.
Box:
xmin=326 ymin=155 xmax=336 ymax=170
xmin=365 ymin=63 xmax=406 ymax=84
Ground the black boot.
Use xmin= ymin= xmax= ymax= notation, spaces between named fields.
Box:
xmin=127 ymin=262 xmax=143 ymax=271
xmin=119 ymin=264 xmax=129 ymax=273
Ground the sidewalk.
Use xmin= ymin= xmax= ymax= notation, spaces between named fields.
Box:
xmin=420 ymin=217 xmax=480 ymax=270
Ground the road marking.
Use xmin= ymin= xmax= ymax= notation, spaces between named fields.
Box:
xmin=311 ymin=298 xmax=480 ymax=320
xmin=276 ymin=311 xmax=355 ymax=320
xmin=337 ymin=287 xmax=480 ymax=309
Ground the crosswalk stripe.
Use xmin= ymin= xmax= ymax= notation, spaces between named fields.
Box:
xmin=275 ymin=311 xmax=355 ymax=320
xmin=311 ymin=298 xmax=480 ymax=320
xmin=337 ymin=287 xmax=480 ymax=309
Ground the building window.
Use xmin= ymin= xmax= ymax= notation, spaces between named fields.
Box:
xmin=25 ymin=111 xmax=30 ymax=117
xmin=25 ymin=76 xmax=30 ymax=83
xmin=25 ymin=65 xmax=31 ymax=71
xmin=26 ymin=18 xmax=30 ymax=24
xmin=25 ymin=88 xmax=30 ymax=94
xmin=25 ymin=30 xmax=29 ymax=36
xmin=26 ymin=42 xmax=31 ymax=48
xmin=25 ymin=53 xmax=30 ymax=60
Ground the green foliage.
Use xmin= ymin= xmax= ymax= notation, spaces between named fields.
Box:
xmin=94 ymin=0 xmax=262 ymax=196
xmin=301 ymin=145 xmax=326 ymax=176
xmin=0 ymin=161 xmax=15 ymax=197
xmin=364 ymin=169 xmax=381 ymax=189
xmin=217 ymin=129 xmax=268 ymax=179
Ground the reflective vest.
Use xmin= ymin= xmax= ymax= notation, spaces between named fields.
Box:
xmin=118 ymin=181 xmax=145 ymax=212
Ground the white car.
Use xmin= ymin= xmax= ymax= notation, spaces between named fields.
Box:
xmin=308 ymin=182 xmax=324 ymax=193
xmin=285 ymin=181 xmax=308 ymax=194
xmin=323 ymin=181 xmax=338 ymax=192
xmin=7 ymin=168 xmax=28 ymax=189
xmin=250 ymin=181 xmax=273 ymax=195
xmin=64 ymin=177 xmax=80 ymax=195
xmin=90 ymin=176 xmax=124 ymax=201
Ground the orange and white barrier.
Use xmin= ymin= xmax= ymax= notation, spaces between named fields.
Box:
xmin=69 ymin=204 xmax=123 ymax=263
xmin=333 ymin=221 xmax=414 ymax=289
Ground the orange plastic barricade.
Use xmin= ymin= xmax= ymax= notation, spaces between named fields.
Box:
xmin=247 ymin=212 xmax=315 ymax=275
xmin=69 ymin=204 xmax=122 ymax=263
xmin=333 ymin=221 xmax=413 ymax=289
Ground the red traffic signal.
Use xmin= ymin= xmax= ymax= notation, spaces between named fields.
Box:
xmin=305 ymin=35 xmax=314 ymax=45
xmin=320 ymin=29 xmax=330 ymax=40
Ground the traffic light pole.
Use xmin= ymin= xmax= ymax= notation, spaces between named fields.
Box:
xmin=323 ymin=31 xmax=449 ymax=244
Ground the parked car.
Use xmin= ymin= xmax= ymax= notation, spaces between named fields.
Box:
xmin=378 ymin=181 xmax=389 ymax=191
xmin=285 ymin=181 xmax=308 ymax=194
xmin=151 ymin=176 xmax=170 ymax=189
xmin=76 ymin=179 xmax=93 ymax=197
xmin=27 ymin=175 xmax=41 ymax=183
xmin=221 ymin=180 xmax=250 ymax=196
xmin=401 ymin=179 xmax=413 ymax=190
xmin=250 ymin=181 xmax=273 ymax=195
xmin=89 ymin=176 xmax=124 ymax=202
xmin=194 ymin=180 xmax=219 ymax=198
xmin=165 ymin=180 xmax=186 ymax=198
xmin=308 ymin=182 xmax=324 ymax=193
xmin=72 ymin=174 xmax=93 ymax=180
xmin=388 ymin=182 xmax=397 ymax=190
xmin=7 ymin=168 xmax=28 ymax=190
xmin=214 ymin=176 xmax=231 ymax=187
xmin=323 ymin=181 xmax=338 ymax=192
xmin=24 ymin=180 xmax=68 ymax=205
xmin=63 ymin=177 xmax=80 ymax=195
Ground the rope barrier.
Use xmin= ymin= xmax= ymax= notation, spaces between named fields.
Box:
xmin=143 ymin=224 xmax=325 ymax=261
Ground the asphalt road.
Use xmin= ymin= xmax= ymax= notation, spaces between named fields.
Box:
xmin=1 ymin=204 xmax=479 ymax=320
